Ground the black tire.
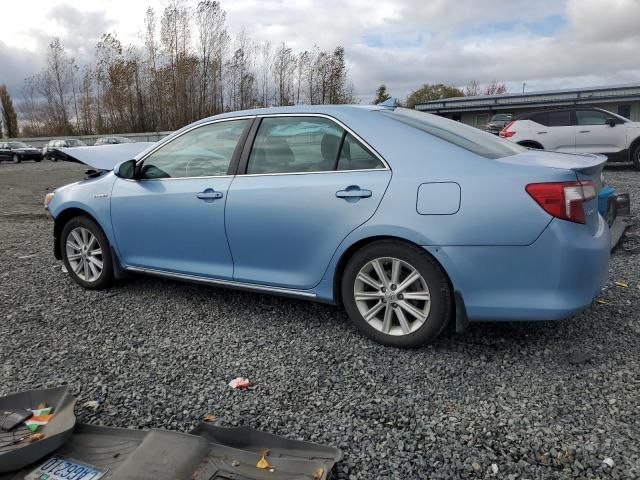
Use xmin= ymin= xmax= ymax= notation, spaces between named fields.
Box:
xmin=12 ymin=154 xmax=21 ymax=164
xmin=341 ymin=240 xmax=452 ymax=348
xmin=60 ymin=216 xmax=113 ymax=290
xmin=35 ymin=158 xmax=42 ymax=162
xmin=632 ymin=144 xmax=640 ymax=171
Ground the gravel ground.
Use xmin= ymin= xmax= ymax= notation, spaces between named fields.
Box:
xmin=1 ymin=160 xmax=639 ymax=479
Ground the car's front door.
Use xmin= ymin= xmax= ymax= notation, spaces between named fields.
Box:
xmin=575 ymin=109 xmax=627 ymax=154
xmin=225 ymin=115 xmax=392 ymax=289
xmin=110 ymin=118 xmax=251 ymax=278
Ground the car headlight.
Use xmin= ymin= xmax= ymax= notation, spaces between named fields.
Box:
xmin=44 ymin=192 xmax=55 ymax=209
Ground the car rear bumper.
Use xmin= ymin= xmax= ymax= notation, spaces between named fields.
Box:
xmin=426 ymin=216 xmax=610 ymax=322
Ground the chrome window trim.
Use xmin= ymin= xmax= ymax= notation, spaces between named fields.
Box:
xmin=125 ymin=266 xmax=317 ymax=298
xmin=134 ymin=116 xmax=256 ymax=180
xmin=246 ymin=113 xmax=390 ymax=174
xmin=238 ymin=168 xmax=388 ymax=178
xmin=133 ymin=112 xmax=391 ymax=180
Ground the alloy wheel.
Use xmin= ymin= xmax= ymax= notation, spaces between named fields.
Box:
xmin=65 ymin=226 xmax=104 ymax=282
xmin=353 ymin=257 xmax=431 ymax=336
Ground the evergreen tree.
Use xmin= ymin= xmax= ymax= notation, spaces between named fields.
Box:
xmin=0 ymin=85 xmax=18 ymax=137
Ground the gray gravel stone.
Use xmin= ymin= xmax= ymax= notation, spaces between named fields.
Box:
xmin=0 ymin=161 xmax=639 ymax=478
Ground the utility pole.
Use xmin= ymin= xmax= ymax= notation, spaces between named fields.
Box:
xmin=522 ymin=82 xmax=526 ymax=94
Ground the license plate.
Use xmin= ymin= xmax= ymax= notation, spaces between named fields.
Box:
xmin=25 ymin=456 xmax=105 ymax=480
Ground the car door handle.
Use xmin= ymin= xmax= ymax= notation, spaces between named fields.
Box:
xmin=196 ymin=189 xmax=224 ymax=201
xmin=336 ymin=187 xmax=372 ymax=199
xmin=579 ymin=130 xmax=591 ymax=133
xmin=537 ymin=131 xmax=547 ymax=134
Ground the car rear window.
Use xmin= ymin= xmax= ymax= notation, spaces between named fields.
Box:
xmin=381 ymin=108 xmax=525 ymax=159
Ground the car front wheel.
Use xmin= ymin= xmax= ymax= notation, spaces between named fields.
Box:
xmin=341 ymin=240 xmax=452 ymax=347
xmin=12 ymin=154 xmax=21 ymax=164
xmin=61 ymin=216 xmax=113 ymax=289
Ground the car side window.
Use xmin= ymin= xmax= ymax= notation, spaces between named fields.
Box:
xmin=530 ymin=113 xmax=549 ymax=126
xmin=139 ymin=119 xmax=249 ymax=179
xmin=547 ymin=111 xmax=572 ymax=127
xmin=576 ymin=110 xmax=610 ymax=126
xmin=247 ymin=117 xmax=345 ymax=174
xmin=337 ymin=133 xmax=384 ymax=171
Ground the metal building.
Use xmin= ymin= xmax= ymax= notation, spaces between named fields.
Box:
xmin=414 ymin=84 xmax=640 ymax=128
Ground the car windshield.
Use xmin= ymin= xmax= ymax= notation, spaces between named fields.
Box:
xmin=67 ymin=139 xmax=87 ymax=147
xmin=381 ymin=108 xmax=525 ymax=159
xmin=490 ymin=114 xmax=511 ymax=121
xmin=8 ymin=142 xmax=28 ymax=148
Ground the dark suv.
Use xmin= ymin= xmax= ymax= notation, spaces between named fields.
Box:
xmin=486 ymin=113 xmax=513 ymax=135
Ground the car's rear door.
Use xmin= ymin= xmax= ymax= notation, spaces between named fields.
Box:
xmin=530 ymin=110 xmax=576 ymax=152
xmin=225 ymin=115 xmax=392 ymax=289
xmin=110 ymin=118 xmax=252 ymax=279
xmin=575 ymin=109 xmax=627 ymax=154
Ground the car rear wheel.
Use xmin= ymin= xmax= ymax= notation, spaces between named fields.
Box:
xmin=632 ymin=145 xmax=640 ymax=170
xmin=12 ymin=154 xmax=21 ymax=164
xmin=341 ymin=240 xmax=452 ymax=347
xmin=61 ymin=216 xmax=113 ymax=289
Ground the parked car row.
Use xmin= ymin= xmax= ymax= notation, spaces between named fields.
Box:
xmin=0 ymin=137 xmax=135 ymax=163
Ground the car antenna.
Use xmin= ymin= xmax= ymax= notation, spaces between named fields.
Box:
xmin=378 ymin=97 xmax=398 ymax=110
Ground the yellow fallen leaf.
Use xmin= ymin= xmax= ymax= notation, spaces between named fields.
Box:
xmin=614 ymin=281 xmax=629 ymax=288
xmin=256 ymin=451 xmax=271 ymax=469
xmin=596 ymin=299 xmax=609 ymax=304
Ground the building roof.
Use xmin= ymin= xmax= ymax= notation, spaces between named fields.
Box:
xmin=415 ymin=83 xmax=640 ymax=113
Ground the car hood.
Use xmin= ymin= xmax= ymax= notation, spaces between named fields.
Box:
xmin=58 ymin=142 xmax=156 ymax=170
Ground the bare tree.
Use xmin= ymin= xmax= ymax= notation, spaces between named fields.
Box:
xmin=17 ymin=2 xmax=356 ymax=135
xmin=465 ymin=79 xmax=507 ymax=96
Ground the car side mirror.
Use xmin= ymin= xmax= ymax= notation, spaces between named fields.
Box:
xmin=606 ymin=118 xmax=619 ymax=127
xmin=114 ymin=159 xmax=137 ymax=179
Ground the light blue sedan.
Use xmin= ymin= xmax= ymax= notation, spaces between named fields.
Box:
xmin=45 ymin=105 xmax=610 ymax=347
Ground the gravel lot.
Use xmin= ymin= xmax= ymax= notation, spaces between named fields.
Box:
xmin=1 ymin=160 xmax=639 ymax=479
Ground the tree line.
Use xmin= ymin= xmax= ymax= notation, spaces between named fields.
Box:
xmin=3 ymin=0 xmax=511 ymax=139
xmin=17 ymin=0 xmax=355 ymax=137
xmin=374 ymin=80 xmax=508 ymax=108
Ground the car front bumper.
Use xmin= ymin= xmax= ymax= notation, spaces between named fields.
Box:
xmin=427 ymin=215 xmax=611 ymax=322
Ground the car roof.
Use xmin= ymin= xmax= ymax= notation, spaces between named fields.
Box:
xmin=196 ymin=104 xmax=386 ymax=123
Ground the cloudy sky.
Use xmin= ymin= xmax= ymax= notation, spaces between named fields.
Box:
xmin=1 ymin=0 xmax=640 ymax=102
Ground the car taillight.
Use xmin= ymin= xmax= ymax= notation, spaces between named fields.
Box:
xmin=526 ymin=181 xmax=596 ymax=224
xmin=499 ymin=121 xmax=516 ymax=138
